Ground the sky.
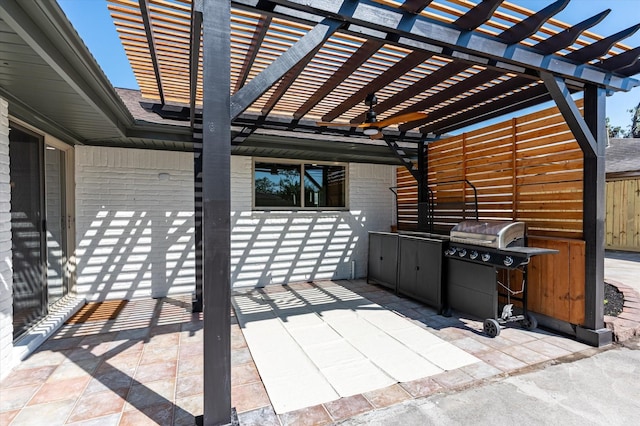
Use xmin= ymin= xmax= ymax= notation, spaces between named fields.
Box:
xmin=57 ymin=0 xmax=640 ymax=132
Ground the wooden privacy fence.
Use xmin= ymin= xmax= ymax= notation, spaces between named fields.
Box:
xmin=606 ymin=178 xmax=640 ymax=251
xmin=397 ymin=100 xmax=588 ymax=325
xmin=398 ymin=101 xmax=584 ymax=239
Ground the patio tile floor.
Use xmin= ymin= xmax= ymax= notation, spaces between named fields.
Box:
xmin=0 ymin=280 xmax=598 ymax=425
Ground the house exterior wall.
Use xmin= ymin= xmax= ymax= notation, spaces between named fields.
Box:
xmin=0 ymin=96 xmax=14 ymax=379
xmin=75 ymin=147 xmax=396 ymax=299
xmin=230 ymin=156 xmax=395 ymax=287
xmin=75 ymin=146 xmax=196 ymax=301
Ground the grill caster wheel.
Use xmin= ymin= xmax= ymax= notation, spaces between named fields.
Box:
xmin=483 ymin=318 xmax=501 ymax=338
xmin=519 ymin=313 xmax=538 ymax=331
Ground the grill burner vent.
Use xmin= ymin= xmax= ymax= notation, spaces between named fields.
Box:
xmin=449 ymin=220 xmax=525 ymax=249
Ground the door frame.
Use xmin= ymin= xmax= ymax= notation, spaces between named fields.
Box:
xmin=9 ymin=118 xmax=76 ymax=336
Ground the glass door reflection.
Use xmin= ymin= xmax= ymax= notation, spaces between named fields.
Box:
xmin=10 ymin=127 xmax=46 ymax=338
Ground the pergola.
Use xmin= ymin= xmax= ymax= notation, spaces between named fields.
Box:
xmin=2 ymin=0 xmax=639 ymax=424
xmin=103 ymin=0 xmax=640 ymax=424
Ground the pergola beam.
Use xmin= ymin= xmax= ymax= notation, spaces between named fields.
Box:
xmin=599 ymin=46 xmax=640 ymax=74
xmin=421 ymin=84 xmax=550 ymax=135
xmin=230 ymin=18 xmax=344 ymax=120
xmin=293 ymin=39 xmax=383 ymax=119
xmin=260 ymin=47 xmax=326 ymax=116
xmin=189 ymin=0 xmax=202 ymax=126
xmin=393 ymin=68 xmax=504 ymax=129
xmin=400 ymin=0 xmax=433 ymax=15
xmin=321 ymin=51 xmax=432 ymax=122
xmin=350 ymin=61 xmax=470 ymax=124
xmin=231 ymin=0 xmax=638 ymax=92
xmin=234 ymin=15 xmax=272 ymax=93
xmin=453 ymin=0 xmax=504 ymax=31
xmin=138 ymin=0 xmax=165 ymax=104
xmin=540 ymin=72 xmax=596 ymax=155
xmin=565 ymin=24 xmax=640 ymax=64
xmin=533 ymin=9 xmax=610 ymax=55
xmin=497 ymin=0 xmax=569 ymax=44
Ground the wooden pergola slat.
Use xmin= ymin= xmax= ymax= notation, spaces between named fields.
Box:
xmin=416 ymin=79 xmax=546 ymax=134
xmin=321 ymin=50 xmax=432 ymax=122
xmin=293 ymin=39 xmax=383 ymax=119
xmin=350 ymin=61 xmax=470 ymax=124
xmin=396 ymin=69 xmax=509 ymax=130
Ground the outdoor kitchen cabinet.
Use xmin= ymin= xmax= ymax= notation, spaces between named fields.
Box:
xmin=367 ymin=232 xmax=398 ymax=291
xmin=397 ymin=235 xmax=443 ymax=311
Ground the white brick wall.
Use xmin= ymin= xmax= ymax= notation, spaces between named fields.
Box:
xmin=75 ymin=146 xmax=195 ymax=301
xmin=0 ymin=97 xmax=14 ymax=380
xmin=230 ymin=156 xmax=395 ymax=287
xmin=74 ymin=148 xmax=396 ymax=296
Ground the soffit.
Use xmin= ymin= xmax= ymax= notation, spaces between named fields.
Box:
xmin=0 ymin=1 xmax=131 ymax=144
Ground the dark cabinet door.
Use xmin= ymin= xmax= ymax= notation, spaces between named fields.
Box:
xmin=398 ymin=238 xmax=418 ymax=296
xmin=368 ymin=234 xmax=381 ymax=281
xmin=367 ymin=233 xmax=398 ymax=291
xmin=398 ymin=236 xmax=443 ymax=310
xmin=379 ymin=236 xmax=398 ymax=289
xmin=415 ymin=239 xmax=442 ymax=307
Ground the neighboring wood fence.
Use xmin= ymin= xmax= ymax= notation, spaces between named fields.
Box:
xmin=396 ymin=101 xmax=588 ymax=325
xmin=606 ymin=178 xmax=640 ymax=251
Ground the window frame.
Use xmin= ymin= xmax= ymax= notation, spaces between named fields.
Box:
xmin=252 ymin=157 xmax=349 ymax=211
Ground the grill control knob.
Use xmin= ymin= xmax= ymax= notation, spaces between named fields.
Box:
xmin=445 ymin=247 xmax=457 ymax=256
xmin=470 ymin=251 xmax=478 ymax=260
xmin=458 ymin=248 xmax=467 ymax=257
xmin=481 ymin=253 xmax=491 ymax=262
xmin=504 ymin=256 xmax=514 ymax=267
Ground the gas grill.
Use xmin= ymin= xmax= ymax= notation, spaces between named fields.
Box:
xmin=443 ymin=220 xmax=558 ymax=337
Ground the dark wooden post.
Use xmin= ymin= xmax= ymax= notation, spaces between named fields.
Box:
xmin=541 ymin=72 xmax=612 ymax=346
xmin=580 ymin=84 xmax=608 ymax=340
xmin=417 ymin=139 xmax=428 ymax=232
xmin=201 ymin=0 xmax=232 ymax=423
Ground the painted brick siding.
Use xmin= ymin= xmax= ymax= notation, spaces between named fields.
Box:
xmin=0 ymin=97 xmax=13 ymax=379
xmin=75 ymin=146 xmax=195 ymax=301
xmin=230 ymin=156 xmax=395 ymax=287
xmin=74 ymin=148 xmax=395 ymax=297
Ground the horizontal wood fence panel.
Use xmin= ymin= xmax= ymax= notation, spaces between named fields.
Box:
xmin=396 ymin=102 xmax=588 ymax=325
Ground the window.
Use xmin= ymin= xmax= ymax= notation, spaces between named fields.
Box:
xmin=254 ymin=161 xmax=346 ymax=209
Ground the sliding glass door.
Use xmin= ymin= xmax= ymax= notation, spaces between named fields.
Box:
xmin=45 ymin=145 xmax=68 ymax=305
xmin=10 ymin=127 xmax=46 ymax=338
xmin=9 ymin=125 xmax=71 ymax=339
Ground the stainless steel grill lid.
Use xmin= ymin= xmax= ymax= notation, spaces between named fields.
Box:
xmin=449 ymin=220 xmax=525 ymax=248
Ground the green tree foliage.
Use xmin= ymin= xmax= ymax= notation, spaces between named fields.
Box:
xmin=631 ymin=101 xmax=640 ymax=138
xmin=606 ymin=117 xmax=624 ymax=138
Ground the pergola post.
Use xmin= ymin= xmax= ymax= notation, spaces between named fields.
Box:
xmin=541 ymin=72 xmax=612 ymax=346
xmin=200 ymin=0 xmax=232 ymax=424
xmin=579 ymin=84 xmax=610 ymax=345
xmin=417 ymin=140 xmax=429 ymax=232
